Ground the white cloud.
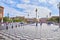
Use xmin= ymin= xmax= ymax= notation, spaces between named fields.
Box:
xmin=4 ymin=6 xmax=26 ymax=17
xmin=2 ymin=0 xmax=59 ymax=18
xmin=39 ymin=0 xmax=58 ymax=9
xmin=9 ymin=0 xmax=14 ymax=4
xmin=39 ymin=0 xmax=58 ymax=5
xmin=17 ymin=4 xmax=28 ymax=9
xmin=16 ymin=3 xmax=51 ymax=18
xmin=52 ymin=13 xmax=59 ymax=16
xmin=22 ymin=0 xmax=30 ymax=3
xmin=38 ymin=0 xmax=58 ymax=5
xmin=17 ymin=4 xmax=37 ymax=10
xmin=30 ymin=7 xmax=51 ymax=18
xmin=39 ymin=0 xmax=47 ymax=3
xmin=48 ymin=0 xmax=58 ymax=9
xmin=48 ymin=0 xmax=57 ymax=5
xmin=2 ymin=0 xmax=15 ymax=4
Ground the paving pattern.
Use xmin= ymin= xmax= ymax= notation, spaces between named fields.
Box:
xmin=0 ymin=23 xmax=60 ymax=40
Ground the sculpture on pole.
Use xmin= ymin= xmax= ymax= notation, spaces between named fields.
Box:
xmin=35 ymin=8 xmax=38 ymax=26
xmin=57 ymin=2 xmax=60 ymax=28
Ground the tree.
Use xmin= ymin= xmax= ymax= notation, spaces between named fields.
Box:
xmin=47 ymin=17 xmax=59 ymax=23
xmin=3 ymin=17 xmax=12 ymax=22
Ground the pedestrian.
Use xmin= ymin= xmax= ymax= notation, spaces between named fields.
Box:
xmin=6 ymin=22 xmax=8 ymax=30
xmin=36 ymin=22 xmax=38 ymax=27
xmin=6 ymin=24 xmax=8 ymax=30
xmin=40 ymin=22 xmax=42 ymax=26
xmin=16 ymin=25 xmax=17 ymax=28
xmin=18 ymin=24 xmax=20 ymax=27
xmin=12 ymin=25 xmax=13 ymax=29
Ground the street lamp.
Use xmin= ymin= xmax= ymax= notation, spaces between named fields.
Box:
xmin=49 ymin=12 xmax=51 ymax=18
xmin=38 ymin=15 xmax=39 ymax=23
xmin=6 ymin=13 xmax=9 ymax=30
xmin=28 ymin=13 xmax=29 ymax=18
xmin=7 ymin=13 xmax=9 ymax=19
xmin=35 ymin=8 xmax=38 ymax=26
xmin=46 ymin=15 xmax=48 ymax=18
xmin=57 ymin=2 xmax=60 ymax=28
xmin=46 ymin=12 xmax=51 ymax=18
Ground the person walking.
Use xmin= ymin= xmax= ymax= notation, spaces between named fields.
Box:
xmin=40 ymin=20 xmax=42 ymax=26
xmin=6 ymin=22 xmax=8 ymax=30
xmin=40 ymin=22 xmax=42 ymax=26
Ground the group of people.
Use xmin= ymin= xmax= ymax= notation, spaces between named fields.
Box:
xmin=36 ymin=21 xmax=53 ymax=27
xmin=36 ymin=22 xmax=43 ymax=27
xmin=0 ymin=21 xmax=53 ymax=30
xmin=0 ymin=22 xmax=24 ymax=30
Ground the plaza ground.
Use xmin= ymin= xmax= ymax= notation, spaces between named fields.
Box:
xmin=0 ymin=23 xmax=60 ymax=40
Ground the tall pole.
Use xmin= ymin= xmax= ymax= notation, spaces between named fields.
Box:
xmin=7 ymin=13 xmax=9 ymax=19
xmin=59 ymin=2 xmax=60 ymax=28
xmin=35 ymin=8 xmax=38 ymax=26
xmin=38 ymin=15 xmax=39 ymax=23
xmin=28 ymin=13 xmax=29 ymax=18
xmin=7 ymin=13 xmax=9 ymax=22
xmin=46 ymin=15 xmax=48 ymax=18
xmin=49 ymin=12 xmax=51 ymax=18
xmin=58 ymin=2 xmax=60 ymax=28
xmin=1 ymin=17 xmax=3 ymax=26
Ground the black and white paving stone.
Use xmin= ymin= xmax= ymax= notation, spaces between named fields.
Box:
xmin=0 ymin=23 xmax=60 ymax=40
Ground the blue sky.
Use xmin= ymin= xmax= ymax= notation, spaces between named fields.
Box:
xmin=0 ymin=0 xmax=60 ymax=18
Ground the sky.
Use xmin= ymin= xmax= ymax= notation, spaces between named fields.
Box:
xmin=0 ymin=0 xmax=60 ymax=18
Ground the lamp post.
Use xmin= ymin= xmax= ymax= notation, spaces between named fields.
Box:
xmin=57 ymin=2 xmax=60 ymax=28
xmin=7 ymin=13 xmax=9 ymax=19
xmin=28 ymin=13 xmax=29 ymax=18
xmin=38 ymin=15 xmax=39 ymax=23
xmin=6 ymin=13 xmax=9 ymax=30
xmin=48 ymin=12 xmax=51 ymax=18
xmin=35 ymin=8 xmax=38 ymax=26
xmin=46 ymin=15 xmax=48 ymax=18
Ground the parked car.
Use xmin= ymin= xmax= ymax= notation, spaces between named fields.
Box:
xmin=47 ymin=22 xmax=53 ymax=25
